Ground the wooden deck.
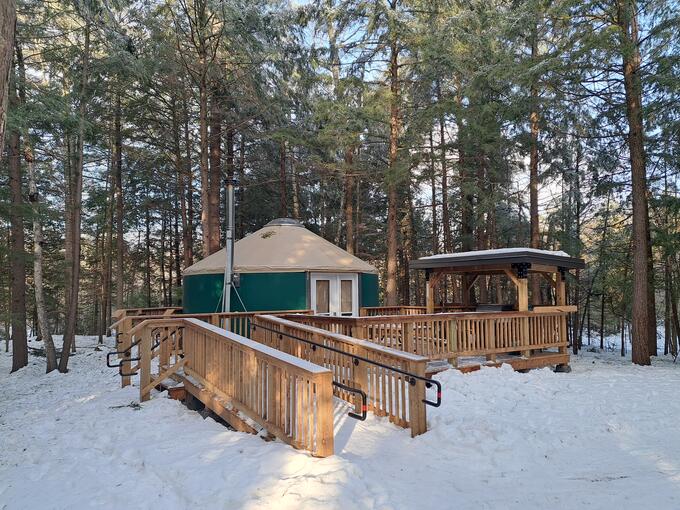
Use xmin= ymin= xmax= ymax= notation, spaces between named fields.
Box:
xmin=281 ymin=309 xmax=571 ymax=372
xmin=109 ymin=305 xmax=573 ymax=457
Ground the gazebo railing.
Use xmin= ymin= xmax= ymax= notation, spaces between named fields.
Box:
xmin=282 ymin=310 xmax=569 ymax=365
xmin=360 ymin=304 xmax=474 ymax=316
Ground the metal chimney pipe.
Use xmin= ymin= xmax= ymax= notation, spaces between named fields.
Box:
xmin=222 ymin=178 xmax=236 ymax=313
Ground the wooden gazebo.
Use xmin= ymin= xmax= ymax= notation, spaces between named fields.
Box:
xmin=410 ymin=248 xmax=585 ymax=314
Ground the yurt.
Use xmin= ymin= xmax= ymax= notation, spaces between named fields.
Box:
xmin=182 ymin=218 xmax=379 ymax=315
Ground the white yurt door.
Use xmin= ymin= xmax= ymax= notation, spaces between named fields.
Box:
xmin=310 ymin=273 xmax=358 ymax=316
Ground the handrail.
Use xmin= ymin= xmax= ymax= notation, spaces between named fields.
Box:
xmin=251 ymin=321 xmax=442 ymax=408
xmin=332 ymin=382 xmax=367 ymax=421
xmin=110 ymin=309 xmax=312 ymax=330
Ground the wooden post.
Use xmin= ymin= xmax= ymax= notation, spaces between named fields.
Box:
xmin=462 ymin=274 xmax=470 ymax=308
xmin=556 ymin=269 xmax=568 ymax=356
xmin=315 ymin=371 xmax=334 ymax=457
xmin=139 ymin=326 xmax=152 ymax=402
xmin=121 ymin=318 xmax=132 ymax=388
xmin=159 ymin=327 xmax=170 ymax=371
xmin=403 ymin=320 xmax=413 ymax=353
xmin=355 ymin=354 xmax=369 ymax=404
xmin=447 ymin=318 xmax=458 ymax=368
xmin=517 ymin=278 xmax=529 ymax=312
xmin=426 ymin=271 xmax=435 ymax=314
xmin=556 ymin=271 xmax=566 ymax=306
xmin=516 ymin=273 xmax=531 ymax=358
xmin=486 ymin=318 xmax=496 ymax=362
xmin=407 ymin=359 xmax=427 ymax=437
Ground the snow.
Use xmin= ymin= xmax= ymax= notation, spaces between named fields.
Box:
xmin=419 ymin=247 xmax=573 ymax=260
xmin=2 ymin=336 xmax=680 ymax=509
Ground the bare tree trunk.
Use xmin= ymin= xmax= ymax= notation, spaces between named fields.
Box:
xmin=237 ymin=133 xmax=245 ymax=238
xmin=199 ymin=72 xmax=211 ymax=253
xmin=0 ymin=0 xmax=15 ymax=147
xmin=437 ymin=83 xmax=452 ymax=253
xmin=145 ymin=181 xmax=152 ymax=308
xmin=278 ymin=141 xmax=287 ymax=217
xmin=173 ymin=199 xmax=181 ymax=303
xmin=599 ymin=191 xmax=611 ymax=349
xmin=529 ymin=23 xmax=541 ymax=306
xmin=114 ymin=91 xmax=124 ymax=311
xmin=400 ymin=186 xmax=416 ymax=305
xmin=172 ymin=94 xmax=188 ymax=288
xmin=207 ymin=85 xmax=221 ymax=254
xmin=59 ymin=21 xmax=89 ymax=372
xmin=344 ymin=147 xmax=354 ymax=254
xmin=100 ymin=163 xmax=113 ymax=341
xmin=160 ymin=212 xmax=167 ymax=306
xmin=25 ymin=108 xmax=55 ymax=371
xmin=15 ymin=41 xmax=56 ymax=369
xmin=670 ymin=267 xmax=680 ymax=357
xmin=428 ymin=130 xmax=438 ymax=254
xmin=385 ymin=1 xmax=400 ymax=306
xmin=664 ymin=259 xmax=671 ymax=355
xmin=182 ymin=95 xmax=194 ymax=267
xmin=618 ymin=0 xmax=650 ymax=365
xmin=8 ymin=66 xmax=27 ymax=372
xmin=291 ymin=153 xmax=301 ymax=220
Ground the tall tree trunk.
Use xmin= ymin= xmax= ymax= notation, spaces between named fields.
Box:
xmin=237 ymin=133 xmax=245 ymax=238
xmin=25 ymin=109 xmax=55 ymax=370
xmin=292 ymin=154 xmax=301 ymax=220
xmin=8 ymin=66 xmax=27 ymax=372
xmin=172 ymin=94 xmax=188 ymax=287
xmin=207 ymin=85 xmax=221 ymax=254
xmin=15 ymin=40 xmax=56 ymax=369
xmin=599 ymin=191 xmax=611 ymax=350
xmin=59 ymin=21 xmax=89 ymax=372
xmin=437 ymin=82 xmax=452 ymax=253
xmin=344 ymin=147 xmax=354 ymax=254
xmin=385 ymin=1 xmax=400 ymax=306
xmin=279 ymin=141 xmax=287 ymax=217
xmin=428 ymin=130 xmax=438 ymax=254
xmin=529 ymin=22 xmax=541 ymax=305
xmin=145 ymin=183 xmax=152 ymax=308
xmin=199 ymin=72 xmax=211 ymax=254
xmin=618 ymin=0 xmax=650 ymax=365
xmin=100 ymin=163 xmax=113 ymax=341
xmin=182 ymin=95 xmax=194 ymax=266
xmin=456 ymin=96 xmax=473 ymax=251
xmin=0 ymin=0 xmax=15 ymax=147
xmin=160 ymin=212 xmax=167 ymax=306
xmin=114 ymin=91 xmax=124 ymax=311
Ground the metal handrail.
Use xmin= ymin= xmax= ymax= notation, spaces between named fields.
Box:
xmin=332 ymin=381 xmax=367 ymax=421
xmin=251 ymin=322 xmax=442 ymax=408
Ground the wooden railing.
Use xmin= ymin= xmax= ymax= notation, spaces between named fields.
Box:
xmin=111 ymin=310 xmax=312 ymax=381
xmin=127 ymin=318 xmax=335 ymax=457
xmin=360 ymin=305 xmax=474 ymax=316
xmin=282 ymin=310 xmax=569 ymax=365
xmin=251 ymin=315 xmax=429 ymax=436
xmin=111 ymin=306 xmax=181 ymax=321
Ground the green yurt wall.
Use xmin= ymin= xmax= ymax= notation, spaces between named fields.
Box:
xmin=182 ymin=219 xmax=379 ymax=314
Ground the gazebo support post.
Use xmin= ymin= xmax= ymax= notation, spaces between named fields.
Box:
xmin=555 ymin=268 xmax=570 ymax=366
xmin=426 ymin=270 xmax=435 ymax=314
xmin=426 ymin=271 xmax=444 ymax=314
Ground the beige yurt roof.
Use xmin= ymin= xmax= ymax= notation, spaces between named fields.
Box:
xmin=184 ymin=218 xmax=377 ymax=275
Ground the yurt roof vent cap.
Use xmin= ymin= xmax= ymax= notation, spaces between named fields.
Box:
xmin=265 ymin=218 xmax=304 ymax=227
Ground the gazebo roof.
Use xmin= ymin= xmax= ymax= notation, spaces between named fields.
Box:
xmin=410 ymin=248 xmax=585 ymax=272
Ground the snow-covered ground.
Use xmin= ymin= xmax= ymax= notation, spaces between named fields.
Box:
xmin=1 ymin=336 xmax=679 ymax=510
